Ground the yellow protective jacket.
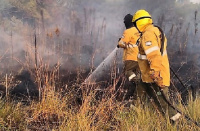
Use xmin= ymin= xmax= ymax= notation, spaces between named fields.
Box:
xmin=137 ymin=24 xmax=170 ymax=87
xmin=118 ymin=27 xmax=140 ymax=61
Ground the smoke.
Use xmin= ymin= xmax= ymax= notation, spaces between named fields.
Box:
xmin=0 ymin=0 xmax=199 ymax=87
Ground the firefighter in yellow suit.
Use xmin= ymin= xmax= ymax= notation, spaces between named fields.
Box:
xmin=117 ymin=14 xmax=141 ymax=100
xmin=132 ymin=9 xmax=181 ymax=122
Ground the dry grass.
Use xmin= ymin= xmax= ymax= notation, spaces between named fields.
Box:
xmin=0 ymin=83 xmax=199 ymax=130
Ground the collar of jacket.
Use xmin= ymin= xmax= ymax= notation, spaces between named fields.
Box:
xmin=141 ymin=24 xmax=154 ymax=33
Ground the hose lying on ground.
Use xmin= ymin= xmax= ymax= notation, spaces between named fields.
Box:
xmin=160 ymin=89 xmax=200 ymax=128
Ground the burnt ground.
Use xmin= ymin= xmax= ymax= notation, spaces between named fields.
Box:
xmin=0 ymin=50 xmax=199 ymax=106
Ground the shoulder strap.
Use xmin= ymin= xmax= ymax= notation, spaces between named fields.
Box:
xmin=154 ymin=25 xmax=165 ymax=55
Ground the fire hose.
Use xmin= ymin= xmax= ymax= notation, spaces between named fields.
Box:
xmin=157 ymin=67 xmax=200 ymax=127
xmin=160 ymin=89 xmax=200 ymax=127
xmin=170 ymin=67 xmax=188 ymax=92
xmin=170 ymin=67 xmax=197 ymax=101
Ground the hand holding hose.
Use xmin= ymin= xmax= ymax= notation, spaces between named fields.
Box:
xmin=117 ymin=38 xmax=121 ymax=48
xmin=150 ymin=70 xmax=164 ymax=88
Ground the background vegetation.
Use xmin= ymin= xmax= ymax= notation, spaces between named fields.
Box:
xmin=0 ymin=0 xmax=199 ymax=130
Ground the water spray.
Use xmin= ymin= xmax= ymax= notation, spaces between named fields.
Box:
xmin=83 ymin=47 xmax=119 ymax=84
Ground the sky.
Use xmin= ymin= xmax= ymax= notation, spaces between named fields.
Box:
xmin=190 ymin=0 xmax=200 ymax=3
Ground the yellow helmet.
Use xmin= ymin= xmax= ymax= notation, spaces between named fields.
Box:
xmin=132 ymin=9 xmax=153 ymax=32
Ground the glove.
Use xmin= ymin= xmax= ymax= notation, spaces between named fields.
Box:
xmin=156 ymin=79 xmax=165 ymax=88
xmin=117 ymin=38 xmax=121 ymax=48
xmin=149 ymin=70 xmax=164 ymax=88
xmin=149 ymin=70 xmax=159 ymax=79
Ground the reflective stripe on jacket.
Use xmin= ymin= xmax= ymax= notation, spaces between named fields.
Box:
xmin=137 ymin=24 xmax=170 ymax=86
xmin=118 ymin=27 xmax=140 ymax=61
